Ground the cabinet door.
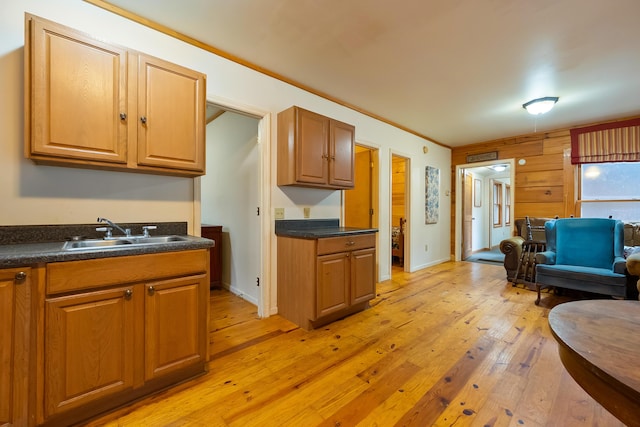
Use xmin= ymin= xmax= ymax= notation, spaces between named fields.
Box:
xmin=316 ymin=253 xmax=350 ymax=318
xmin=137 ymin=54 xmax=206 ymax=173
xmin=296 ymin=108 xmax=329 ymax=185
xmin=201 ymin=226 xmax=222 ymax=287
xmin=329 ymin=119 xmax=355 ymax=188
xmin=144 ymin=274 xmax=207 ymax=381
xmin=44 ymin=286 xmax=138 ymax=418
xmin=0 ymin=268 xmax=30 ymax=427
xmin=28 ymin=17 xmax=128 ymax=164
xmin=351 ymin=248 xmax=376 ymax=305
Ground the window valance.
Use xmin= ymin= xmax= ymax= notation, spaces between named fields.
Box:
xmin=570 ymin=118 xmax=640 ymax=164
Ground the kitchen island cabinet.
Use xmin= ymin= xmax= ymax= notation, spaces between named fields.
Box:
xmin=0 ymin=267 xmax=33 ymax=427
xmin=278 ymin=232 xmax=376 ymax=330
xmin=25 ymin=14 xmax=206 ymax=177
xmin=277 ymin=106 xmax=355 ymax=189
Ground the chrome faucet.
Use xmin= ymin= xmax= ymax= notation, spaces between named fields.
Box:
xmin=97 ymin=217 xmax=131 ymax=238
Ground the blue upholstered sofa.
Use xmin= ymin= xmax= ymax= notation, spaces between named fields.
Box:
xmin=534 ymin=218 xmax=628 ymax=305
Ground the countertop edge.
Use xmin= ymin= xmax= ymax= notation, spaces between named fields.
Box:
xmin=0 ymin=236 xmax=214 ymax=268
xmin=275 ymin=228 xmax=378 ymax=239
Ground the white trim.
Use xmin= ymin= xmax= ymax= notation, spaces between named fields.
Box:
xmin=201 ymin=95 xmax=272 ymax=318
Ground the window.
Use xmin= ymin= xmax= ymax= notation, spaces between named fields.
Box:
xmin=579 ymin=162 xmax=640 ymax=221
xmin=505 ymin=184 xmax=511 ymax=225
xmin=493 ymin=182 xmax=502 ymax=227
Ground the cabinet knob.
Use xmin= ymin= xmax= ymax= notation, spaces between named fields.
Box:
xmin=14 ymin=271 xmax=26 ymax=283
xmin=148 ymin=286 xmax=155 ymax=295
xmin=120 ymin=113 xmax=127 ymax=120
xmin=124 ymin=289 xmax=133 ymax=299
xmin=346 ymin=241 xmax=355 ymax=246
xmin=140 ymin=116 xmax=147 ymax=124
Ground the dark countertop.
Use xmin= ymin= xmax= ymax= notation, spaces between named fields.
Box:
xmin=0 ymin=222 xmax=214 ymax=268
xmin=275 ymin=219 xmax=377 ymax=239
xmin=0 ymin=236 xmax=214 ymax=269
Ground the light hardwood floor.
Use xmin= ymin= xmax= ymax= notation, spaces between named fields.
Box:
xmin=89 ymin=261 xmax=624 ymax=426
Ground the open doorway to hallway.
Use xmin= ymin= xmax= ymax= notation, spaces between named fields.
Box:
xmin=201 ymin=102 xmax=262 ymax=308
xmin=455 ymin=160 xmax=514 ymax=262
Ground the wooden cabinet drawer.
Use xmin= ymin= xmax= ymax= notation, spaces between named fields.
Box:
xmin=317 ymin=233 xmax=375 ymax=255
xmin=47 ymin=250 xmax=208 ymax=294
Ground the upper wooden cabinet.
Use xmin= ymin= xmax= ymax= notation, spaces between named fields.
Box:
xmin=277 ymin=106 xmax=355 ymax=189
xmin=136 ymin=54 xmax=205 ymax=172
xmin=24 ymin=14 xmax=206 ymax=177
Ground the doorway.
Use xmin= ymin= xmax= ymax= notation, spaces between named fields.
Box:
xmin=345 ymin=145 xmax=378 ymax=228
xmin=344 ymin=144 xmax=380 ymax=278
xmin=391 ymin=154 xmax=409 ymax=273
xmin=454 ymin=160 xmax=515 ymax=261
xmin=200 ymin=102 xmax=265 ymax=312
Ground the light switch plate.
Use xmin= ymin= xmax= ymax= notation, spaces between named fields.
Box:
xmin=274 ymin=208 xmax=285 ymax=220
xmin=303 ymin=207 xmax=310 ymax=218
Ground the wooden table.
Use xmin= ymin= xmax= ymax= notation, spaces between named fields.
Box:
xmin=548 ymin=300 xmax=640 ymax=426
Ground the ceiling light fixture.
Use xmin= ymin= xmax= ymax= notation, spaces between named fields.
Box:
xmin=522 ymin=96 xmax=559 ymax=115
xmin=490 ymin=164 xmax=507 ymax=172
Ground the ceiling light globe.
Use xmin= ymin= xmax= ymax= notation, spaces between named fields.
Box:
xmin=523 ymin=97 xmax=559 ymax=115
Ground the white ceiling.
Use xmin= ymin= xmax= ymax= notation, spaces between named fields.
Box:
xmin=103 ymin=0 xmax=640 ymax=147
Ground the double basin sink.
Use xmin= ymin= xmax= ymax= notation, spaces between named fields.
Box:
xmin=62 ymin=235 xmax=188 ymax=251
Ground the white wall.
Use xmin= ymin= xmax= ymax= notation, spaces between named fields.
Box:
xmin=1 ymin=0 xmax=452 ymax=314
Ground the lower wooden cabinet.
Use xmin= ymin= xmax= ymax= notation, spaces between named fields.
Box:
xmin=0 ymin=267 xmax=32 ymax=427
xmin=278 ymin=233 xmax=376 ymax=329
xmin=201 ymin=225 xmax=222 ymax=287
xmin=316 ymin=247 xmax=376 ymax=319
xmin=144 ymin=274 xmax=207 ymax=381
xmin=44 ymin=286 xmax=138 ymax=418
xmin=40 ymin=250 xmax=209 ymax=426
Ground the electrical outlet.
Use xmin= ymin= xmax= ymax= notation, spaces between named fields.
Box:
xmin=274 ymin=208 xmax=284 ymax=220
xmin=303 ymin=207 xmax=310 ymax=218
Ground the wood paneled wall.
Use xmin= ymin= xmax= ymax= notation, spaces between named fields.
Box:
xmin=450 ymin=115 xmax=640 ymax=255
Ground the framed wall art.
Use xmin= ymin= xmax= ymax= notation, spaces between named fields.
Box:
xmin=474 ymin=179 xmax=482 ymax=207
xmin=425 ymin=166 xmax=439 ymax=224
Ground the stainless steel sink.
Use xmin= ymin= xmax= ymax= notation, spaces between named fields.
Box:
xmin=128 ymin=235 xmax=188 ymax=244
xmin=62 ymin=235 xmax=188 ymax=251
xmin=63 ymin=239 xmax=133 ymax=250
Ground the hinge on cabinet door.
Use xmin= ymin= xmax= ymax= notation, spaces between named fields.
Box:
xmin=369 ymin=208 xmax=374 ymax=216
xmin=257 ymin=207 xmax=260 ymax=216
xmin=256 ymin=277 xmax=260 ymax=286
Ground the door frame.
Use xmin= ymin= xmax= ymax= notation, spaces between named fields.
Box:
xmin=390 ymin=150 xmax=411 ymax=273
xmin=454 ymin=159 xmax=515 ymax=261
xmin=342 ymin=141 xmax=380 ymax=281
xmin=193 ymin=95 xmax=272 ymax=317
